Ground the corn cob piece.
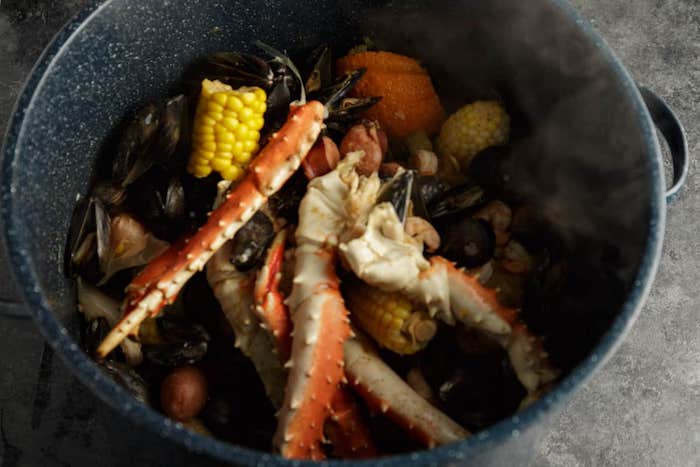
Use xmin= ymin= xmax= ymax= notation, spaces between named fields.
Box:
xmin=437 ymin=100 xmax=510 ymax=172
xmin=345 ymin=281 xmax=437 ymax=355
xmin=187 ymin=79 xmax=266 ymax=181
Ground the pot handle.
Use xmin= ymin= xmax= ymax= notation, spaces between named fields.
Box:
xmin=638 ymin=86 xmax=688 ymax=204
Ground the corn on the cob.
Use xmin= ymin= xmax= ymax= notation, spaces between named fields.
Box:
xmin=187 ymin=79 xmax=267 ymax=181
xmin=345 ymin=282 xmax=437 ymax=355
xmin=437 ymin=100 xmax=510 ymax=172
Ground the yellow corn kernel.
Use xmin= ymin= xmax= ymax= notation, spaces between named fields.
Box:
xmin=233 ymin=124 xmax=249 ymax=140
xmin=219 ymin=133 xmax=237 ymax=145
xmin=210 ymin=158 xmax=231 ymax=172
xmin=234 ymin=152 xmax=252 ymax=164
xmin=437 ymin=100 xmax=510 ymax=172
xmin=200 ymin=133 xmax=216 ymax=143
xmin=187 ymin=79 xmax=267 ymax=181
xmin=249 ymin=116 xmax=264 ymax=131
xmin=201 ymin=141 xmax=217 ymax=152
xmin=222 ymin=117 xmax=239 ymax=131
xmin=220 ymin=165 xmax=242 ymax=181
xmin=344 ymin=282 xmax=438 ymax=355
xmin=241 ymin=92 xmax=256 ymax=105
xmin=206 ymin=101 xmax=224 ymax=114
xmin=242 ymin=140 xmax=257 ymax=153
xmin=211 ymin=92 xmax=228 ymax=106
xmin=227 ymin=96 xmax=243 ymax=111
xmin=238 ymin=107 xmax=254 ymax=122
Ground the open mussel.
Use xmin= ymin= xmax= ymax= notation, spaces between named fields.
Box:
xmin=377 ymin=169 xmax=414 ymax=223
xmin=410 ymin=175 xmax=448 ymax=220
xmin=98 ymin=212 xmax=170 ymax=284
xmin=303 ymin=44 xmax=332 ymax=94
xmin=428 ymin=183 xmax=487 ymax=220
xmin=185 ymin=52 xmax=275 ymax=91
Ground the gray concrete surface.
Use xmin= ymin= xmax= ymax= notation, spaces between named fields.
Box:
xmin=0 ymin=0 xmax=698 ymax=466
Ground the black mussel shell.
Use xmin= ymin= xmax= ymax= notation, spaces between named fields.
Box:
xmin=91 ymin=180 xmax=127 ymax=207
xmin=327 ymin=96 xmax=382 ymax=123
xmin=93 ymin=198 xmax=112 ymax=271
xmin=182 ymin=174 xmax=219 ymax=231
xmin=112 ymin=103 xmax=161 ymax=187
xmin=267 ymin=171 xmax=306 ymax=224
xmin=439 ymin=217 xmax=495 ymax=268
xmin=152 ymin=95 xmax=189 ymax=171
xmin=101 ymin=360 xmax=150 ymax=405
xmin=429 ymin=183 xmax=487 ymax=220
xmin=185 ymin=52 xmax=274 ymax=92
xmin=304 ymin=44 xmax=331 ymax=94
xmin=143 ymin=317 xmax=210 ymax=367
xmin=324 ymin=96 xmax=382 ymax=138
xmin=230 ymin=211 xmax=275 ymax=271
xmin=127 ymin=179 xmax=166 ymax=229
xmin=65 ymin=196 xmax=96 ymax=276
xmin=127 ymin=169 xmax=187 ymax=240
xmin=164 ymin=177 xmax=186 ymax=223
xmin=377 ymin=170 xmax=414 ymax=223
xmin=158 ymin=317 xmax=211 ymax=345
xmin=143 ymin=341 xmax=208 ymax=367
xmin=319 ymin=68 xmax=367 ymax=109
xmin=411 ymin=175 xmax=449 ymax=220
xmin=263 ymin=79 xmax=294 ymax=135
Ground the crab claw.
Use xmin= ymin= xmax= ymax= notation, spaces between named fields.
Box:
xmin=339 ymin=201 xmax=559 ymax=396
xmin=254 ymin=228 xmax=292 ymax=359
xmin=96 ymin=100 xmax=325 ymax=360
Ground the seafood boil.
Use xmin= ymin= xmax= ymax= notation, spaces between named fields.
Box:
xmin=67 ymin=42 xmax=563 ymax=459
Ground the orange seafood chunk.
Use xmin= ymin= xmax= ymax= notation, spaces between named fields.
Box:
xmin=336 ymin=51 xmax=446 ymax=139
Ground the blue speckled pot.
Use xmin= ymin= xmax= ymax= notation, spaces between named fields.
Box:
xmin=0 ymin=0 xmax=687 ymax=465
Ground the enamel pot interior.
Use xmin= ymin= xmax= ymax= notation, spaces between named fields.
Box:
xmin=1 ymin=0 xmax=663 ymax=465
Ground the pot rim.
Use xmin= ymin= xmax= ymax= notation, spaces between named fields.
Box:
xmin=0 ymin=0 xmax=665 ymax=465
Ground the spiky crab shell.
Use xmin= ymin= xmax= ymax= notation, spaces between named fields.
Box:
xmin=96 ymin=101 xmax=325 ymax=359
xmin=254 ymin=228 xmax=292 ymax=360
xmin=344 ymin=335 xmax=469 ymax=447
xmin=274 ymin=246 xmax=350 ymax=459
xmin=207 ymin=240 xmax=286 ymax=408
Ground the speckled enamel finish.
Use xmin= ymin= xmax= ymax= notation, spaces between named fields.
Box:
xmin=1 ymin=0 xmax=667 ymax=466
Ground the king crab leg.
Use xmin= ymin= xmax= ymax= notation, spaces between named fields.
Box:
xmin=326 ymin=388 xmax=377 ymax=458
xmin=253 ymin=227 xmax=375 ymax=458
xmin=207 ymin=240 xmax=286 ymax=408
xmin=273 ymin=153 xmax=380 ymax=459
xmin=96 ymin=101 xmax=325 ymax=359
xmin=274 ymin=245 xmax=350 ymax=459
xmin=344 ymin=335 xmax=469 ymax=448
xmin=253 ymin=229 xmax=293 ymax=359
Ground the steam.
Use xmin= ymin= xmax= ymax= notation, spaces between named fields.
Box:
xmin=356 ymin=0 xmax=652 ymax=371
